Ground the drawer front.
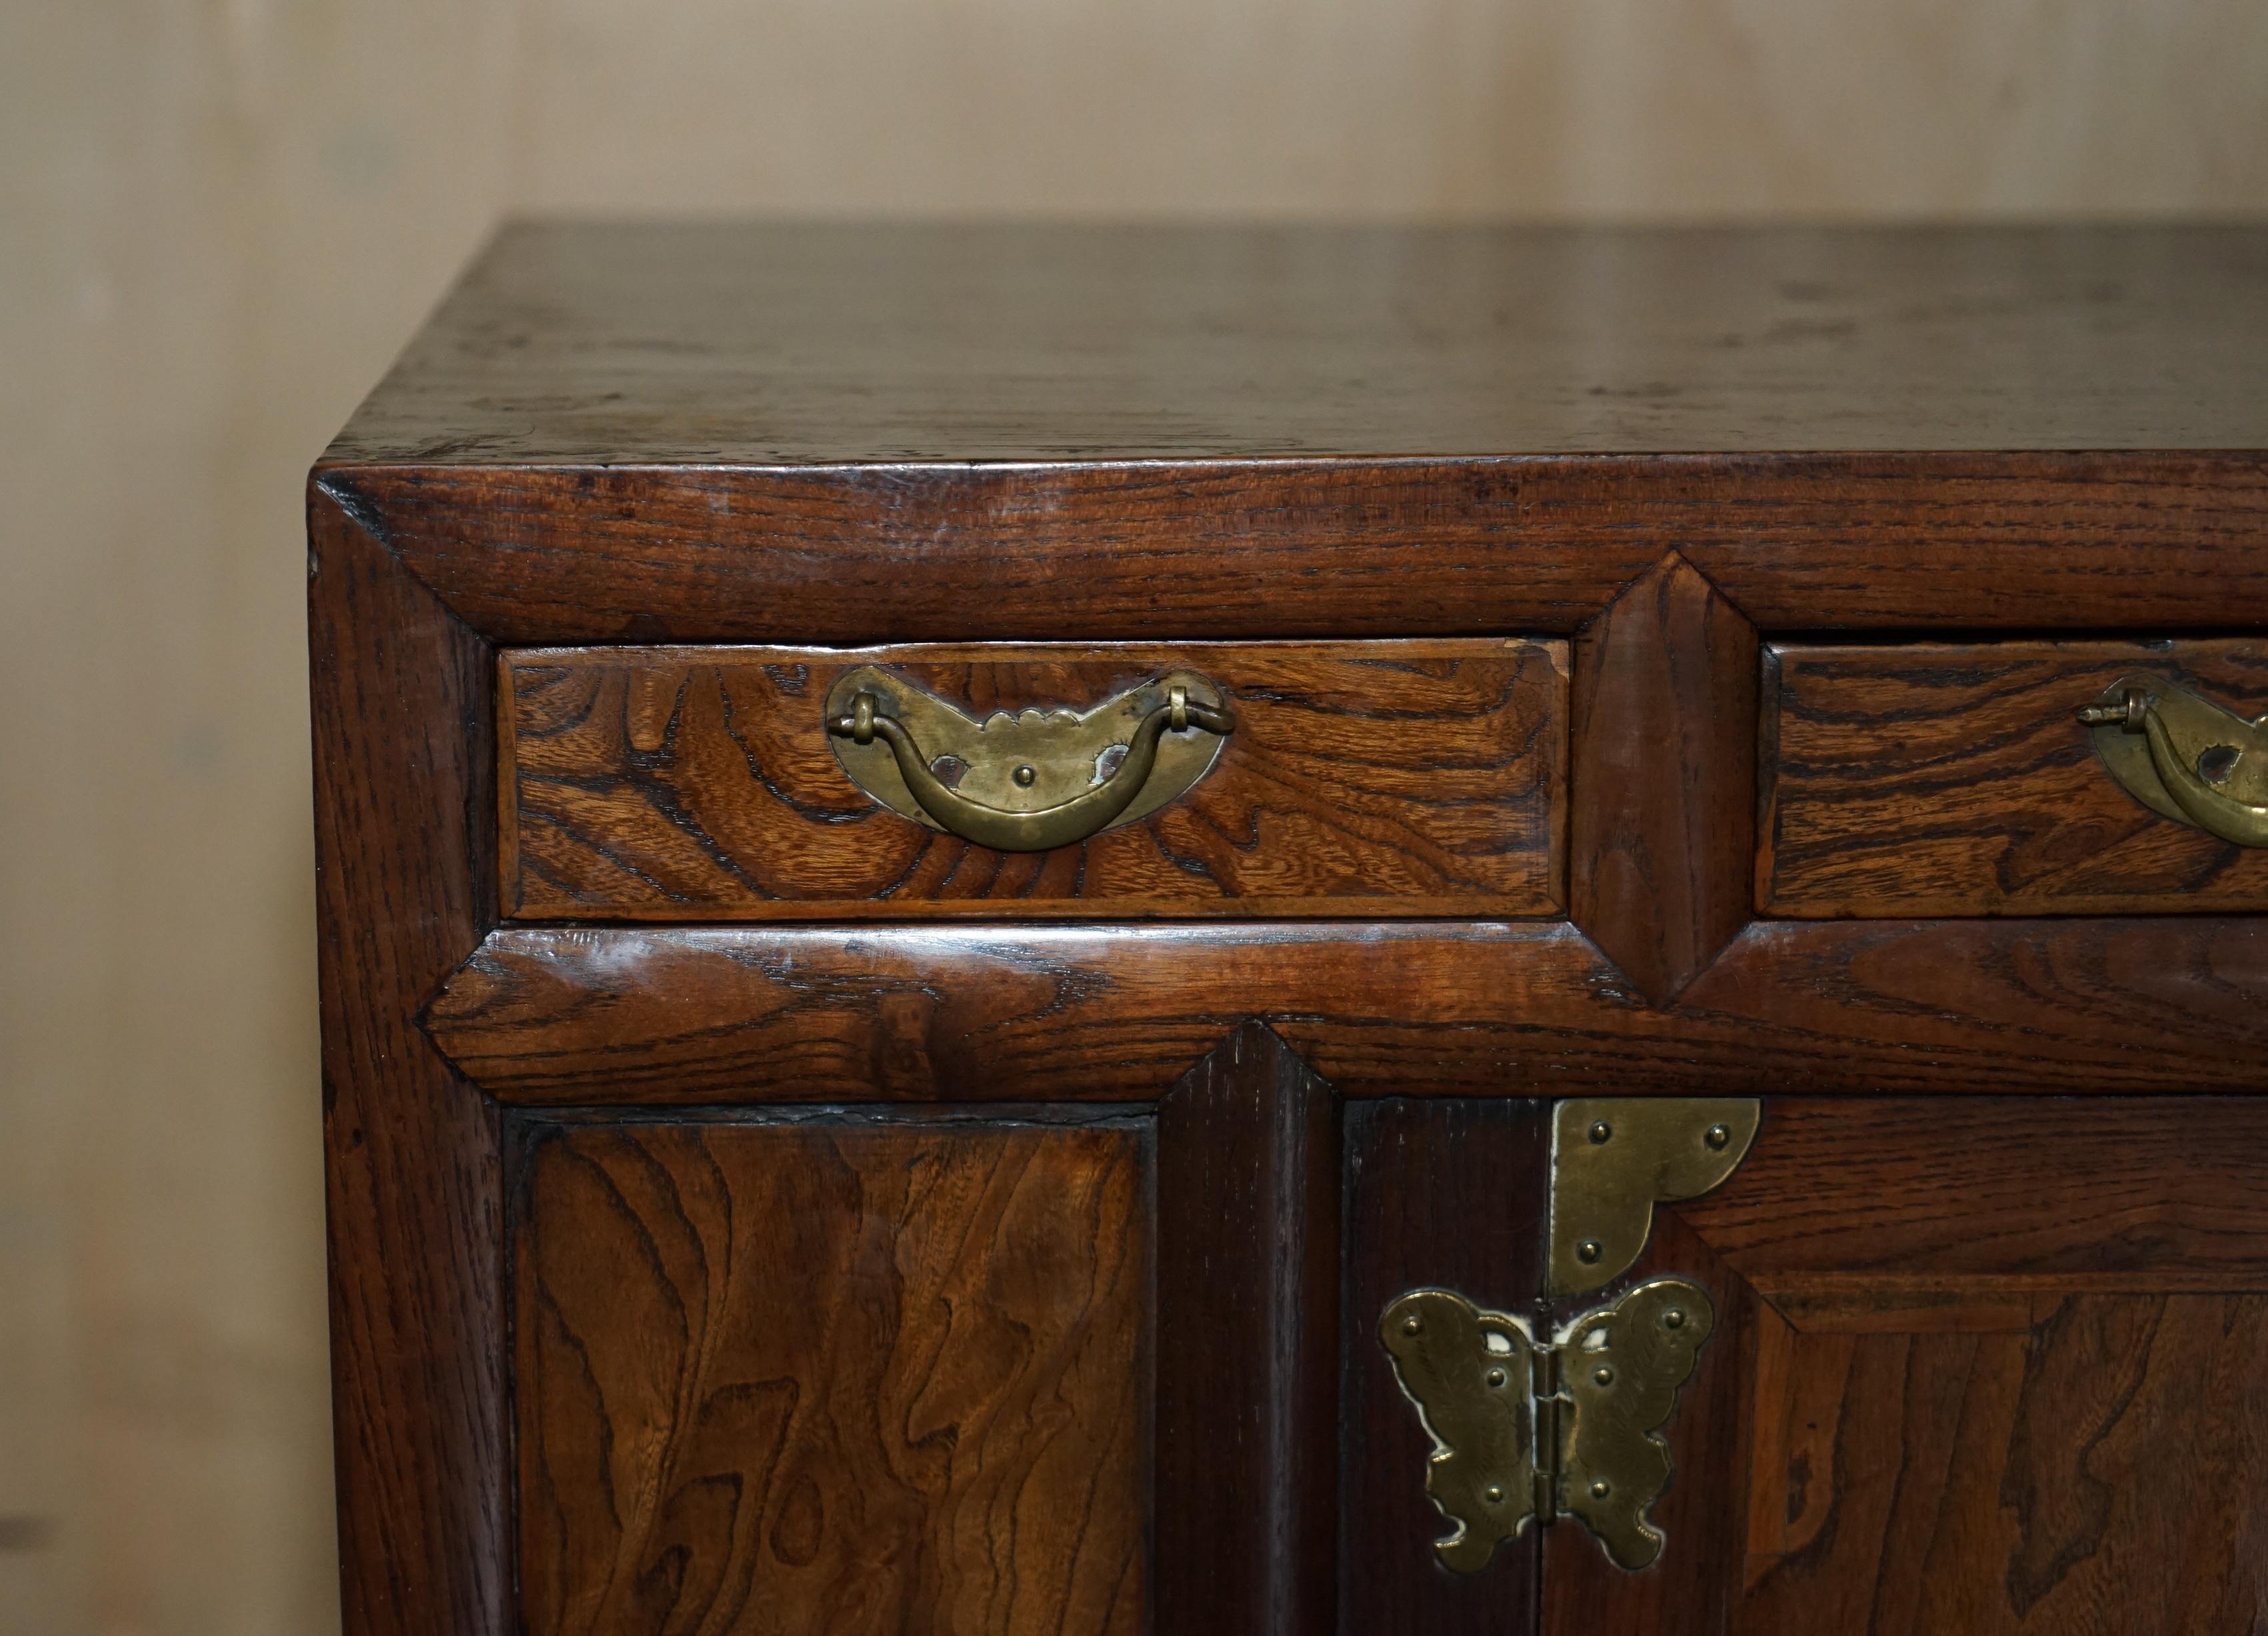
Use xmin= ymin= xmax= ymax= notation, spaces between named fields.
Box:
xmin=1762 ymin=639 xmax=2268 ymax=917
xmin=503 ymin=640 xmax=1568 ymax=920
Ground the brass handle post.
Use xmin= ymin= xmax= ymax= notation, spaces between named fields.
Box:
xmin=2076 ymin=676 xmax=2268 ymax=848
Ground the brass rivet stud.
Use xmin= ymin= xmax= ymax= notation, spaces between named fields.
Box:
xmin=1485 ymin=1485 xmax=1505 ymax=1504
xmin=1486 ymin=1367 xmax=1507 ymax=1388
xmin=1590 ymin=1480 xmax=1611 ymax=1499
xmin=1576 ymin=1239 xmax=1603 ymax=1264
xmin=1402 ymin=1315 xmax=1422 ymax=1335
xmin=1704 ymin=1123 xmax=1732 ymax=1150
xmin=1593 ymin=1366 xmax=1614 ymax=1387
xmin=1013 ymin=764 xmax=1038 ymax=786
xmin=1588 ymin=1120 xmax=1613 ymax=1144
xmin=1664 ymin=1309 xmax=1686 ymax=1329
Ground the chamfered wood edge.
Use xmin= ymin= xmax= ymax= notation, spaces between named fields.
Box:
xmin=308 ymin=480 xmax=507 ymax=1635
xmin=1155 ymin=1023 xmax=1342 ymax=1635
xmin=1569 ymin=552 xmax=1761 ymax=1004
xmin=417 ymin=915 xmax=2268 ymax=1104
xmin=315 ymin=451 xmax=2268 ymax=643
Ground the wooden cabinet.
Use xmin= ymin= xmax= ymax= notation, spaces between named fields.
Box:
xmin=312 ymin=223 xmax=2268 ymax=1635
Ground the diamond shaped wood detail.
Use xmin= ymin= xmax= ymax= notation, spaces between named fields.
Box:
xmin=1570 ymin=554 xmax=1761 ymax=1005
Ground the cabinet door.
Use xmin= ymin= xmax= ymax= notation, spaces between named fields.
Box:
xmin=1537 ymin=1098 xmax=2268 ymax=1634
xmin=507 ymin=1026 xmax=1362 ymax=1636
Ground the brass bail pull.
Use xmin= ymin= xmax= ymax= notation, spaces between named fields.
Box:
xmin=825 ymin=670 xmax=1235 ymax=852
xmin=2076 ymin=675 xmax=2268 ymax=849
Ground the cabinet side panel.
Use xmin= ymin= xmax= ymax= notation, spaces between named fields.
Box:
xmin=308 ymin=487 xmax=505 ymax=1635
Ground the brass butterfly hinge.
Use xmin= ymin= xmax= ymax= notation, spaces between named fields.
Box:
xmin=1380 ymin=1098 xmax=1761 ymax=1573
xmin=1381 ymin=1280 xmax=1714 ymax=1571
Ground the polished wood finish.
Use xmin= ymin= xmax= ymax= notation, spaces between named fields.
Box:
xmin=309 ymin=491 xmax=507 ymax=1636
xmin=421 ymin=917 xmax=2268 ymax=1103
xmin=1734 ymin=1296 xmax=2268 ymax=1634
xmin=1570 ymin=555 xmax=1758 ymax=1003
xmin=1154 ymin=1026 xmax=1340 ymax=1636
xmin=1545 ymin=1098 xmax=2268 ymax=1632
xmin=316 ymin=224 xmax=2268 ymax=1636
xmin=323 ymin=225 xmax=2268 ymax=646
xmin=331 ymin=225 xmax=2268 ymax=467
xmin=328 ymin=456 xmax=2268 ymax=644
xmin=513 ymin=1114 xmax=1148 ymax=1635
xmin=1763 ymin=639 xmax=2268 ymax=917
xmin=503 ymin=640 xmax=1567 ymax=920
xmin=1678 ymin=1098 xmax=2268 ymax=1292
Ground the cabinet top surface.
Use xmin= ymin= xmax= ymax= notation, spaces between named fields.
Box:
xmin=327 ymin=220 xmax=2268 ymax=468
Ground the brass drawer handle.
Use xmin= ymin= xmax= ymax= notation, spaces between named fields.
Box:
xmin=2077 ymin=676 xmax=2268 ymax=848
xmin=825 ymin=666 xmax=1234 ymax=852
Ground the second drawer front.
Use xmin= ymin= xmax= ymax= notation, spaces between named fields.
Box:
xmin=1762 ymin=638 xmax=2268 ymax=917
xmin=503 ymin=640 xmax=1568 ymax=920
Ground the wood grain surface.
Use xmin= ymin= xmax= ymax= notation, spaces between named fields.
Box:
xmin=307 ymin=491 xmax=506 ymax=1636
xmin=316 ymin=228 xmax=2268 ymax=649
xmin=1733 ymin=1297 xmax=2268 ymax=1634
xmin=327 ymin=454 xmax=2268 ymax=645
xmin=1545 ymin=1097 xmax=2268 ymax=1632
xmin=1680 ymin=1098 xmax=2268 ymax=1293
xmin=513 ymin=1114 xmax=1148 ymax=1636
xmin=420 ymin=917 xmax=2268 ymax=1103
xmin=1154 ymin=1026 xmax=1340 ymax=1636
xmin=1763 ymin=639 xmax=2268 ymax=916
xmin=331 ymin=224 xmax=2268 ymax=465
xmin=503 ymin=641 xmax=1567 ymax=920
xmin=1570 ymin=556 xmax=1758 ymax=1003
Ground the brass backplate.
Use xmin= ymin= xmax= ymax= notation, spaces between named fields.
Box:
xmin=824 ymin=666 xmax=1230 ymax=834
xmin=1548 ymin=1099 xmax=1759 ymax=1296
xmin=1381 ymin=1277 xmax=1717 ymax=1573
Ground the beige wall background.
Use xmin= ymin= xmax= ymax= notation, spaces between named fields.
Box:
xmin=3 ymin=2 xmax=2264 ymax=1631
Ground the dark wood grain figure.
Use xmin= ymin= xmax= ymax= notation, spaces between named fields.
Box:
xmin=1763 ymin=639 xmax=2268 ymax=916
xmin=1570 ymin=555 xmax=1759 ymax=1004
xmin=329 ymin=454 xmax=2268 ymax=647
xmin=1543 ymin=1098 xmax=2268 ymax=1633
xmin=1153 ymin=1027 xmax=1340 ymax=1636
xmin=421 ymin=917 xmax=2268 ymax=1103
xmin=308 ymin=490 xmax=506 ymax=1636
xmin=514 ymin=1116 xmax=1148 ymax=1636
xmin=313 ymin=225 xmax=2268 ymax=1636
xmin=504 ymin=641 xmax=1567 ymax=920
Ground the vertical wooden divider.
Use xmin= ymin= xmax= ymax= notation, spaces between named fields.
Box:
xmin=1570 ymin=554 xmax=1761 ymax=1005
xmin=1155 ymin=1023 xmax=1342 ymax=1636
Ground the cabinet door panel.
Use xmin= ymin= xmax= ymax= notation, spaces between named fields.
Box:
xmin=1542 ymin=1098 xmax=2268 ymax=1635
xmin=514 ymin=1117 xmax=1150 ymax=1636
xmin=1340 ymin=1098 xmax=1548 ymax=1636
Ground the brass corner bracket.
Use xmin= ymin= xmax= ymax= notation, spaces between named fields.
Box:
xmin=1548 ymin=1098 xmax=1759 ymax=1296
